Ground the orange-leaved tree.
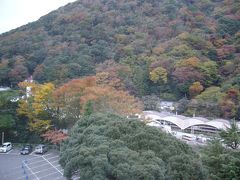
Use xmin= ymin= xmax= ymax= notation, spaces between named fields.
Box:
xmin=52 ymin=76 xmax=96 ymax=127
xmin=80 ymin=85 xmax=143 ymax=116
xmin=189 ymin=82 xmax=204 ymax=98
xmin=41 ymin=130 xmax=68 ymax=145
xmin=53 ymin=76 xmax=143 ymax=127
xmin=95 ymin=60 xmax=130 ymax=90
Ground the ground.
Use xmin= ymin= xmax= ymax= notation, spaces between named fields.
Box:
xmin=0 ymin=147 xmax=71 ymax=180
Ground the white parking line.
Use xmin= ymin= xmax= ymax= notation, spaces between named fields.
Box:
xmin=47 ymin=155 xmax=59 ymax=160
xmin=0 ymin=149 xmax=64 ymax=179
xmin=26 ymin=156 xmax=42 ymax=161
xmin=17 ymin=174 xmax=29 ymax=180
xmin=34 ymin=167 xmax=56 ymax=174
xmin=53 ymin=176 xmax=65 ymax=180
xmin=51 ymin=160 xmax=59 ymax=164
xmin=26 ymin=159 xmax=45 ymax=165
xmin=43 ymin=153 xmax=52 ymax=157
xmin=31 ymin=163 xmax=51 ymax=170
xmin=23 ymin=161 xmax=40 ymax=180
xmin=6 ymin=149 xmax=13 ymax=154
xmin=38 ymin=171 xmax=58 ymax=179
xmin=16 ymin=172 xmax=34 ymax=180
xmin=42 ymin=156 xmax=63 ymax=175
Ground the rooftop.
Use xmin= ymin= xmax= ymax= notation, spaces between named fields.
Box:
xmin=143 ymin=111 xmax=237 ymax=131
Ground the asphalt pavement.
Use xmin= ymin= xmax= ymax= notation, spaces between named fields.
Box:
xmin=0 ymin=147 xmax=66 ymax=180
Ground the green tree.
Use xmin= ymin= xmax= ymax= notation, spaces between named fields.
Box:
xmin=201 ymin=139 xmax=240 ymax=179
xmin=0 ymin=114 xmax=15 ymax=133
xmin=83 ymin=100 xmax=94 ymax=116
xmin=219 ymin=121 xmax=240 ymax=149
xmin=198 ymin=61 xmax=218 ymax=86
xmin=0 ymin=91 xmax=18 ymax=141
xmin=186 ymin=87 xmax=224 ymax=117
xmin=60 ymin=113 xmax=206 ymax=180
xmin=195 ymin=87 xmax=225 ymax=103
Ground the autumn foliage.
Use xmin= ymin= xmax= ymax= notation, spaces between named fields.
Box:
xmin=41 ymin=130 xmax=68 ymax=145
xmin=2 ymin=0 xmax=240 ymax=124
xmin=54 ymin=76 xmax=143 ymax=117
xmin=17 ymin=81 xmax=55 ymax=134
xmin=219 ymin=88 xmax=240 ymax=118
xmin=189 ymin=82 xmax=204 ymax=98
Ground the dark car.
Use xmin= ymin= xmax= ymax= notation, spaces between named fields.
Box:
xmin=20 ymin=144 xmax=33 ymax=155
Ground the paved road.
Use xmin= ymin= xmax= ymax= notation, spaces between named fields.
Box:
xmin=0 ymin=148 xmax=66 ymax=180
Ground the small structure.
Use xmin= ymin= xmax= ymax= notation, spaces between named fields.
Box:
xmin=25 ymin=76 xmax=33 ymax=98
xmin=0 ymin=87 xmax=10 ymax=91
xmin=157 ymin=101 xmax=175 ymax=111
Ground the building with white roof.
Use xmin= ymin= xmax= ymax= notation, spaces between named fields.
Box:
xmin=144 ymin=111 xmax=233 ymax=134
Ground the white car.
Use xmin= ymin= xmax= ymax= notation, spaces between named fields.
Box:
xmin=0 ymin=142 xmax=12 ymax=153
xmin=35 ymin=144 xmax=48 ymax=154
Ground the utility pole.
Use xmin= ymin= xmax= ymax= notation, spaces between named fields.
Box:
xmin=1 ymin=132 xmax=4 ymax=144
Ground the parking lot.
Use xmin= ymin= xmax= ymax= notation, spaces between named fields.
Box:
xmin=0 ymin=148 xmax=66 ymax=180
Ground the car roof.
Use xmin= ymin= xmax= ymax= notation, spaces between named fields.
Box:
xmin=23 ymin=144 xmax=32 ymax=147
xmin=3 ymin=142 xmax=11 ymax=145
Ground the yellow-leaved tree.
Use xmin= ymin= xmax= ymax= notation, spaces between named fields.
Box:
xmin=149 ymin=67 xmax=168 ymax=84
xmin=17 ymin=81 xmax=55 ymax=134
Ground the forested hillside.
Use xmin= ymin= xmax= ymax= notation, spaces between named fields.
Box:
xmin=0 ymin=0 xmax=240 ymax=118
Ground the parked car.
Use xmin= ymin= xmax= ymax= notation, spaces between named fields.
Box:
xmin=35 ymin=144 xmax=48 ymax=154
xmin=20 ymin=144 xmax=33 ymax=155
xmin=0 ymin=142 xmax=12 ymax=153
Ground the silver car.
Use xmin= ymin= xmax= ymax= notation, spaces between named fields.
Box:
xmin=0 ymin=142 xmax=12 ymax=153
xmin=34 ymin=144 xmax=48 ymax=154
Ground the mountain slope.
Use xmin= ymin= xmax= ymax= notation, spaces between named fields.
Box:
xmin=0 ymin=0 xmax=239 ymax=103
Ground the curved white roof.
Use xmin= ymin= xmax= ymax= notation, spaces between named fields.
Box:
xmin=184 ymin=118 xmax=207 ymax=129
xmin=143 ymin=111 xmax=232 ymax=130
xmin=205 ymin=120 xmax=229 ymax=130
xmin=162 ymin=116 xmax=185 ymax=129
xmin=193 ymin=117 xmax=209 ymax=122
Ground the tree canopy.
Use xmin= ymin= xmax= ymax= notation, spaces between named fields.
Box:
xmin=0 ymin=0 xmax=240 ymax=118
xmin=53 ymin=76 xmax=143 ymax=127
xmin=201 ymin=139 xmax=240 ymax=180
xmin=219 ymin=121 xmax=240 ymax=149
xmin=60 ymin=113 xmax=206 ymax=180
